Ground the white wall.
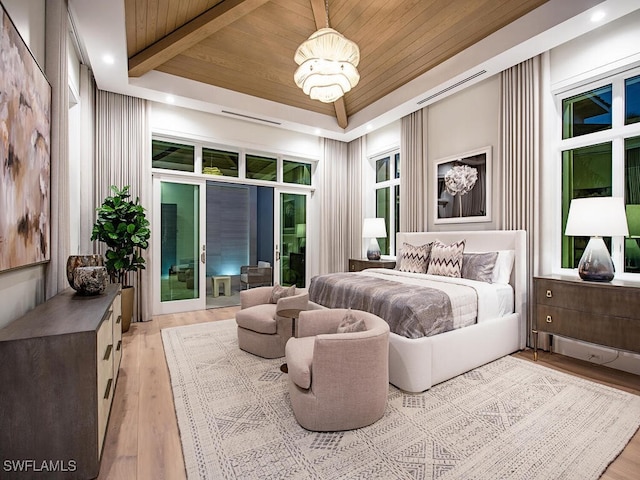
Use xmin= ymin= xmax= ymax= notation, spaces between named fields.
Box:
xmin=2 ymin=0 xmax=45 ymax=67
xmin=151 ymin=103 xmax=322 ymax=160
xmin=550 ymin=9 xmax=640 ymax=92
xmin=0 ymin=0 xmax=47 ymax=329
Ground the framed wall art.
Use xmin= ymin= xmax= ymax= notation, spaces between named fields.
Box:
xmin=0 ymin=3 xmax=52 ymax=271
xmin=433 ymin=146 xmax=491 ymax=224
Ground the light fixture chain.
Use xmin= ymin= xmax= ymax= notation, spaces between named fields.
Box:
xmin=324 ymin=0 xmax=329 ymax=28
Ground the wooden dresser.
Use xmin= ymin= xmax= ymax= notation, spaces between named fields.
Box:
xmin=533 ymin=275 xmax=640 ymax=358
xmin=348 ymin=258 xmax=397 ymax=272
xmin=0 ymin=284 xmax=122 ymax=479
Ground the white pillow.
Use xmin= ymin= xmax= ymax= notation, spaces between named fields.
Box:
xmin=491 ymin=250 xmax=515 ymax=284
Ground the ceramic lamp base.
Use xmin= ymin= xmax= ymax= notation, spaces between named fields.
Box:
xmin=367 ymin=238 xmax=381 ymax=260
xmin=578 ymin=236 xmax=615 ymax=282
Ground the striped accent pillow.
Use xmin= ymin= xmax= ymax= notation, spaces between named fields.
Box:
xmin=398 ymin=242 xmax=432 ymax=273
xmin=427 ymin=239 xmax=466 ymax=277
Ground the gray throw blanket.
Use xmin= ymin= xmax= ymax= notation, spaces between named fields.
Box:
xmin=309 ymin=273 xmax=454 ymax=339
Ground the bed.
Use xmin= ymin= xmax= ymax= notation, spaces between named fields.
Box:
xmin=309 ymin=230 xmax=527 ymax=392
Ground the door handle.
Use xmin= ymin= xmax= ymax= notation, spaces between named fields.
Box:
xmin=201 ymin=245 xmax=206 ymax=264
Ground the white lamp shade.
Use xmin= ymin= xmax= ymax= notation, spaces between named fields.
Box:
xmin=362 ymin=218 xmax=386 ymax=238
xmin=565 ymin=197 xmax=629 ymax=237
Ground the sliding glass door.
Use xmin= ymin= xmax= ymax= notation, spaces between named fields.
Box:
xmin=153 ymin=175 xmax=206 ymax=314
xmin=277 ymin=191 xmax=308 ymax=287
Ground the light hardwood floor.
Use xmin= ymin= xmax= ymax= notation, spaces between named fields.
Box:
xmin=98 ymin=308 xmax=640 ymax=479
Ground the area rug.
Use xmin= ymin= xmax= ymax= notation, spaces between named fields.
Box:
xmin=161 ymin=319 xmax=640 ymax=480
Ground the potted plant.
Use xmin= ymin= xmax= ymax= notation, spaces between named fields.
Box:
xmin=91 ymin=185 xmax=150 ymax=332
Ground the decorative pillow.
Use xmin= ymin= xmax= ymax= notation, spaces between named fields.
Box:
xmin=427 ymin=239 xmax=466 ymax=277
xmin=397 ymin=242 xmax=432 ymax=273
xmin=461 ymin=252 xmax=498 ymax=283
xmin=269 ymin=284 xmax=296 ymax=303
xmin=337 ymin=310 xmax=368 ymax=333
xmin=491 ymin=250 xmax=516 ymax=284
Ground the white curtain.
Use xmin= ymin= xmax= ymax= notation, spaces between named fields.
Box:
xmin=318 ymin=138 xmax=349 ymax=273
xmin=347 ymin=137 xmax=365 ymax=259
xmin=44 ymin=0 xmax=70 ymax=299
xmin=400 ymin=109 xmax=428 ymax=232
xmin=79 ymin=65 xmax=96 ymax=253
xmin=500 ymin=56 xmax=541 ymax=347
xmin=94 ymin=91 xmax=151 ymax=321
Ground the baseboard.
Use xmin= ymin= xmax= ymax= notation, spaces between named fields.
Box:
xmin=553 ymin=337 xmax=640 ymax=376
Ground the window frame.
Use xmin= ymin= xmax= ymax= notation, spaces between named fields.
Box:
xmin=370 ymin=149 xmax=400 ymax=256
xmin=555 ymin=66 xmax=640 ymax=279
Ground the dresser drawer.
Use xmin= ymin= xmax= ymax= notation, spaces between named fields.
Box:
xmin=535 ymin=278 xmax=640 ymax=318
xmin=96 ymin=316 xmax=114 ymax=454
xmin=536 ymin=305 xmax=640 ymax=353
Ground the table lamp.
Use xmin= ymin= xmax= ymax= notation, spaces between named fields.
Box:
xmin=362 ymin=218 xmax=386 ymax=260
xmin=564 ymin=197 xmax=629 ymax=282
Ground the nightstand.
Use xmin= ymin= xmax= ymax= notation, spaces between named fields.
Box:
xmin=349 ymin=258 xmax=396 ymax=272
xmin=533 ymin=275 xmax=640 ymax=360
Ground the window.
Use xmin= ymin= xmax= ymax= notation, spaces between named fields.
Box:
xmin=283 ymin=160 xmax=311 ymax=185
xmin=625 ymin=136 xmax=640 ymax=272
xmin=558 ymin=69 xmax=640 ymax=275
xmin=373 ymin=151 xmax=400 ymax=255
xmin=562 ymin=85 xmax=612 ymax=139
xmin=202 ymin=148 xmax=239 ymax=177
xmin=152 ymin=139 xmax=195 ymax=172
xmin=246 ymin=154 xmax=277 ymax=181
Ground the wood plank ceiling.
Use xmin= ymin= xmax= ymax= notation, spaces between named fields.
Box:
xmin=126 ymin=0 xmax=549 ymax=127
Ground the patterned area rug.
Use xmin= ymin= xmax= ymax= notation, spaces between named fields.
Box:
xmin=161 ymin=319 xmax=640 ymax=480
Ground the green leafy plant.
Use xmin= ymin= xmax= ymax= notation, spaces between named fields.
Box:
xmin=91 ymin=185 xmax=150 ymax=286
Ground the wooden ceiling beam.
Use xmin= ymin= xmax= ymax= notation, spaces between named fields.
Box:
xmin=128 ymin=0 xmax=271 ymax=78
xmin=309 ymin=0 xmax=348 ymax=128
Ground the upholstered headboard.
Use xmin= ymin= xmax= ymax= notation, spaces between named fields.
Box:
xmin=396 ymin=230 xmax=527 ymax=345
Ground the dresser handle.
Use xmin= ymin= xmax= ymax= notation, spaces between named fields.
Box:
xmin=104 ymin=378 xmax=113 ymax=400
xmin=116 ymin=340 xmax=122 ymax=352
xmin=103 ymin=344 xmax=112 ymax=361
xmin=546 ymin=315 xmax=552 ymax=323
xmin=546 ymin=290 xmax=552 ymax=298
xmin=116 ymin=315 xmax=122 ymax=325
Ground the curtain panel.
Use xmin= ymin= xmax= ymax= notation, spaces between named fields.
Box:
xmin=347 ymin=137 xmax=365 ymax=259
xmin=44 ymin=0 xmax=70 ymax=299
xmin=500 ymin=56 xmax=541 ymax=348
xmin=400 ymin=109 xmax=428 ymax=232
xmin=318 ymin=138 xmax=350 ymax=274
xmin=94 ymin=91 xmax=151 ymax=321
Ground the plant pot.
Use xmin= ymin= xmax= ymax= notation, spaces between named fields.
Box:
xmin=121 ymin=286 xmax=134 ymax=333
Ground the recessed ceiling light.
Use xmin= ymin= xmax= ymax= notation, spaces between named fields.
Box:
xmin=102 ymin=54 xmax=115 ymax=65
xmin=314 ymin=128 xmax=321 ymax=135
xmin=166 ymin=95 xmax=175 ymax=104
xmin=590 ymin=10 xmax=605 ymax=22
xmin=366 ymin=124 xmax=373 ymax=131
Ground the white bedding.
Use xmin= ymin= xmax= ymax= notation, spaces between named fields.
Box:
xmin=362 ymin=268 xmax=514 ymax=326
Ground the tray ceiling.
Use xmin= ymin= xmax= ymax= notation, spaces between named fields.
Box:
xmin=125 ymin=0 xmax=549 ymax=127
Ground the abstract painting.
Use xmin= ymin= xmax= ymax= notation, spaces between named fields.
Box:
xmin=0 ymin=4 xmax=51 ymax=271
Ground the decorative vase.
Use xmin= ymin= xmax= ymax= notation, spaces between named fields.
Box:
xmin=66 ymin=255 xmax=103 ymax=289
xmin=73 ymin=266 xmax=108 ymax=295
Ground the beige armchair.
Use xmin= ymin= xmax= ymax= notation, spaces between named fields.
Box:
xmin=285 ymin=309 xmax=390 ymax=432
xmin=235 ymin=286 xmax=308 ymax=359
